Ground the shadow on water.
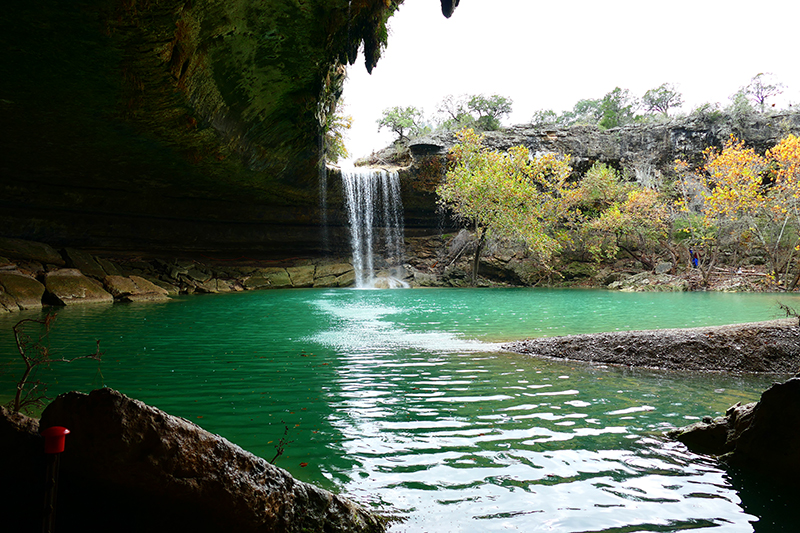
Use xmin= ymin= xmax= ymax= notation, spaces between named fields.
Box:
xmin=727 ymin=468 xmax=800 ymax=532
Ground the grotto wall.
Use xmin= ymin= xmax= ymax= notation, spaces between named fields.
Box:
xmin=0 ymin=0 xmax=458 ymax=257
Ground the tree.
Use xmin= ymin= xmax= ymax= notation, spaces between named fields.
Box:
xmin=642 ymin=83 xmax=684 ymax=116
xmin=744 ymin=73 xmax=784 ymax=112
xmin=436 ymin=94 xmax=473 ymax=129
xmin=467 ymin=94 xmax=513 ymax=130
xmin=323 ymin=103 xmax=353 ymax=163
xmin=557 ymin=98 xmax=603 ymax=127
xmin=437 ymin=128 xmax=572 ymax=282
xmin=696 ymin=135 xmax=800 ymax=288
xmin=377 ymin=106 xmax=426 ymax=141
xmin=530 ymin=109 xmax=559 ymax=128
xmin=598 ymin=87 xmax=638 ymax=129
xmin=567 ymin=163 xmax=671 ymax=269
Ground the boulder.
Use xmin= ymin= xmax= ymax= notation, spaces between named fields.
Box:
xmin=62 ymin=248 xmax=107 ymax=279
xmin=95 ymin=257 xmax=122 ymax=276
xmin=33 ymin=389 xmax=386 ymax=533
xmin=0 ymin=237 xmax=65 ymax=266
xmin=0 ymin=270 xmax=45 ymax=310
xmin=0 ymin=290 xmax=17 ymax=312
xmin=103 ymin=275 xmax=170 ymax=302
xmin=287 ymin=265 xmax=316 ymax=288
xmin=336 ymin=269 xmax=356 ymax=288
xmin=44 ymin=269 xmax=114 ymax=306
xmin=313 ymin=275 xmax=338 ymax=288
xmin=103 ymin=275 xmax=139 ymax=297
xmin=668 ymin=378 xmax=800 ymax=477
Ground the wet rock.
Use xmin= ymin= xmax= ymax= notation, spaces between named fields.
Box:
xmin=103 ymin=275 xmax=170 ymax=302
xmin=316 ymin=262 xmax=354 ymax=279
xmin=412 ymin=270 xmax=438 ymax=287
xmin=0 ymin=270 xmax=45 ymax=310
xmin=44 ymin=269 xmax=114 ymax=306
xmin=36 ymin=389 xmax=386 ymax=533
xmin=337 ymin=270 xmax=356 ymax=288
xmin=668 ymin=378 xmax=800 ymax=477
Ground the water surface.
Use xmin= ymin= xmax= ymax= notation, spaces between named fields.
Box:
xmin=1 ymin=288 xmax=796 ymax=532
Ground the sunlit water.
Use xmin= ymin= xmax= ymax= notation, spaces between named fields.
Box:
xmin=1 ymin=288 xmax=798 ymax=532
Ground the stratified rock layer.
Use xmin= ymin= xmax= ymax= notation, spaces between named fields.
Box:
xmin=1 ymin=1 xmax=448 ymax=257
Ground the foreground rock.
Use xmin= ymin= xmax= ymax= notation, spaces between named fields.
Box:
xmin=0 ymin=389 xmax=386 ymax=533
xmin=667 ymin=378 xmax=800 ymax=476
xmin=503 ymin=319 xmax=800 ymax=373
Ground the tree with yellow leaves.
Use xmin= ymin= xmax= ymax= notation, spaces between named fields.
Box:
xmin=437 ymin=128 xmax=572 ymax=283
xmin=694 ymin=134 xmax=800 ymax=289
xmin=569 ymin=163 xmax=672 ymax=270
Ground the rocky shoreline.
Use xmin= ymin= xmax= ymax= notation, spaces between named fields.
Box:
xmin=502 ymin=319 xmax=800 ymax=374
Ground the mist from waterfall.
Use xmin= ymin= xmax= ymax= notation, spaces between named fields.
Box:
xmin=341 ymin=166 xmax=406 ymax=288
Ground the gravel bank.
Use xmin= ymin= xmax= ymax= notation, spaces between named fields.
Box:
xmin=502 ymin=319 xmax=800 ymax=373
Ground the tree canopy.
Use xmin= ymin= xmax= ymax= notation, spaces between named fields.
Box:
xmin=377 ymin=105 xmax=427 ymax=141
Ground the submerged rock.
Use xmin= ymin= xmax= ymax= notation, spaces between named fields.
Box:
xmin=668 ymin=378 xmax=800 ymax=477
xmin=18 ymin=388 xmax=387 ymax=533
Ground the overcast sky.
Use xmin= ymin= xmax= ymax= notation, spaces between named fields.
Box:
xmin=341 ymin=0 xmax=800 ymax=160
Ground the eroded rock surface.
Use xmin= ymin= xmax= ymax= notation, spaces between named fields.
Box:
xmin=24 ymin=388 xmax=386 ymax=533
xmin=668 ymin=378 xmax=800 ymax=476
xmin=503 ymin=319 xmax=800 ymax=373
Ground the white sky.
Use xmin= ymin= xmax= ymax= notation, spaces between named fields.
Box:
xmin=342 ymin=0 xmax=800 ymax=159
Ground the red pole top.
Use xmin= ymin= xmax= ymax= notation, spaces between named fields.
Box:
xmin=41 ymin=426 xmax=70 ymax=454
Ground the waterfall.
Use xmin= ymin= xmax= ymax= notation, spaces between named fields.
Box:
xmin=341 ymin=167 xmax=407 ymax=288
xmin=318 ymin=136 xmax=330 ymax=255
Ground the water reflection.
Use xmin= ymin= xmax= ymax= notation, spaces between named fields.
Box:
xmin=0 ymin=288 xmax=794 ymax=531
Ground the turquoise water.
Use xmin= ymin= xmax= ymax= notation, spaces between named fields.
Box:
xmin=1 ymin=288 xmax=797 ymax=532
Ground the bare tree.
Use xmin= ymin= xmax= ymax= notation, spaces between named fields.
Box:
xmin=6 ymin=314 xmax=103 ymax=414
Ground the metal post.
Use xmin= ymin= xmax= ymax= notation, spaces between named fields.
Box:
xmin=41 ymin=426 xmax=70 ymax=533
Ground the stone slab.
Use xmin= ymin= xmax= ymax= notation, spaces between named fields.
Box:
xmin=0 ymin=271 xmax=45 ymax=310
xmin=44 ymin=269 xmax=114 ymax=306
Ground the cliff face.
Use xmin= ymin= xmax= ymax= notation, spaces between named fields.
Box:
xmin=0 ymin=0 xmax=458 ymax=257
xmin=407 ymin=112 xmax=800 ymax=184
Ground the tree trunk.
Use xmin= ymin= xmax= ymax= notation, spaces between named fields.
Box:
xmin=471 ymin=230 xmax=486 ymax=286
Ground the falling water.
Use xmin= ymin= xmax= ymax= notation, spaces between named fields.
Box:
xmin=341 ymin=166 xmax=406 ymax=288
xmin=318 ymin=136 xmax=330 ymax=255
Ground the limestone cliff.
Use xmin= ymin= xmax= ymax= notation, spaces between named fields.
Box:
xmin=0 ymin=1 xmax=457 ymax=257
xmin=405 ymin=111 xmax=800 ymax=186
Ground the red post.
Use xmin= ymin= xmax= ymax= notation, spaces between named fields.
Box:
xmin=42 ymin=426 xmax=70 ymax=533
